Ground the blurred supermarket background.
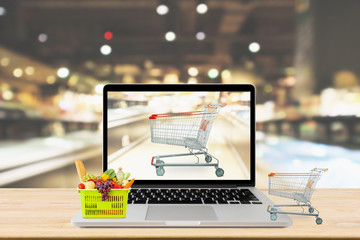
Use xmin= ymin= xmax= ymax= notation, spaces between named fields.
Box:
xmin=0 ymin=0 xmax=360 ymax=188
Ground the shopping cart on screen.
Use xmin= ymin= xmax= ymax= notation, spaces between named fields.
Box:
xmin=149 ymin=104 xmax=224 ymax=177
xmin=267 ymin=168 xmax=328 ymax=224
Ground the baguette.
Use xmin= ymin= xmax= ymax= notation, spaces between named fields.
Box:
xmin=75 ymin=160 xmax=86 ymax=182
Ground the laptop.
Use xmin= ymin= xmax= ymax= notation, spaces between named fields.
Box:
xmin=71 ymin=83 xmax=292 ymax=227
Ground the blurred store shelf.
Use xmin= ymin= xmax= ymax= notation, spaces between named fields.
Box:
xmin=257 ymin=115 xmax=360 ymax=147
xmin=0 ymin=109 xmax=150 ymax=187
xmin=0 ymin=130 xmax=102 ymax=186
xmin=256 ymin=135 xmax=360 ymax=188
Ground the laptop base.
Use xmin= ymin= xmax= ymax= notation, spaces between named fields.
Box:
xmin=71 ymin=188 xmax=292 ymax=228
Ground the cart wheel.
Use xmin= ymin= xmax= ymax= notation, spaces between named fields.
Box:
xmin=156 ymin=167 xmax=165 ymax=176
xmin=215 ymin=168 xmax=224 ymax=177
xmin=205 ymin=155 xmax=212 ymax=163
xmin=270 ymin=213 xmax=277 ymax=221
xmin=316 ymin=217 xmax=323 ymax=225
xmin=271 ymin=208 xmax=277 ymax=212
xmin=308 ymin=207 xmax=314 ymax=213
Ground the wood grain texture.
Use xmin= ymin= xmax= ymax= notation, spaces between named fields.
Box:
xmin=0 ymin=188 xmax=359 ymax=239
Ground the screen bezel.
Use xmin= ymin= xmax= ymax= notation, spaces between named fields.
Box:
xmin=103 ymin=84 xmax=256 ymax=187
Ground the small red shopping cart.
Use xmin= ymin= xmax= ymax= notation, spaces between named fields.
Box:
xmin=149 ymin=104 xmax=224 ymax=177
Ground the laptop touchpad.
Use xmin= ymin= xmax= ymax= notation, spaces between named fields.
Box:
xmin=146 ymin=205 xmax=218 ymax=221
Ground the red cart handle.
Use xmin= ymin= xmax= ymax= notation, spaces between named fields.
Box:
xmin=149 ymin=111 xmax=210 ymax=119
xmin=149 ymin=104 xmax=225 ymax=120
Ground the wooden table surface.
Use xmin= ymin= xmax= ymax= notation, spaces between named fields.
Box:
xmin=0 ymin=188 xmax=359 ymax=239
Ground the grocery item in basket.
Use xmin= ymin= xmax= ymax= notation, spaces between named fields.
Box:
xmin=75 ymin=160 xmax=86 ymax=182
xmin=95 ymin=181 xmax=113 ymax=200
xmin=124 ymin=178 xmax=135 ymax=189
xmin=116 ymin=167 xmax=131 ymax=186
xmin=101 ymin=173 xmax=109 ymax=182
xmin=83 ymin=173 xmax=97 ymax=182
xmin=85 ymin=181 xmax=95 ymax=189
xmin=77 ymin=167 xmax=135 ymax=201
xmin=104 ymin=169 xmax=116 ymax=179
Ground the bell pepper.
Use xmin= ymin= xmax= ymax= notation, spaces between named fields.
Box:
xmin=101 ymin=173 xmax=109 ymax=182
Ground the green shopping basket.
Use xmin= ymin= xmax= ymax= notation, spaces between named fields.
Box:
xmin=78 ymin=189 xmax=130 ymax=218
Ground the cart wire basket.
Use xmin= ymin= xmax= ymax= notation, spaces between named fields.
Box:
xmin=79 ymin=189 xmax=130 ymax=218
xmin=267 ymin=168 xmax=328 ymax=224
xmin=149 ymin=104 xmax=224 ymax=177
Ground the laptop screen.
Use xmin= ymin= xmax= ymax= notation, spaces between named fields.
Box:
xmin=105 ymin=85 xmax=254 ymax=184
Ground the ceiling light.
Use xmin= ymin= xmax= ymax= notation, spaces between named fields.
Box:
xmin=196 ymin=31 xmax=206 ymax=41
xmin=249 ymin=42 xmax=260 ymax=53
xmin=2 ymin=90 xmax=13 ymax=101
xmin=104 ymin=31 xmax=113 ymax=40
xmin=196 ymin=3 xmax=208 ymax=14
xmin=0 ymin=57 xmax=10 ymax=67
xmin=221 ymin=69 xmax=231 ymax=79
xmin=38 ymin=33 xmax=48 ymax=43
xmin=156 ymin=4 xmax=169 ymax=15
xmin=57 ymin=67 xmax=70 ymax=78
xmin=165 ymin=31 xmax=176 ymax=42
xmin=100 ymin=44 xmax=112 ymax=55
xmin=188 ymin=67 xmax=199 ymax=77
xmin=208 ymin=68 xmax=219 ymax=79
xmin=0 ymin=7 xmax=6 ymax=16
xmin=68 ymin=75 xmax=78 ymax=86
xmin=46 ymin=75 xmax=56 ymax=85
xmin=13 ymin=68 xmax=23 ymax=78
xmin=25 ymin=66 xmax=35 ymax=75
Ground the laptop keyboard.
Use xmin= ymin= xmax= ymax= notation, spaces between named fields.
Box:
xmin=128 ymin=188 xmax=262 ymax=204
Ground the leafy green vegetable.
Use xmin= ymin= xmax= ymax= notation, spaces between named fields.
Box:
xmin=124 ymin=172 xmax=131 ymax=180
xmin=103 ymin=169 xmax=116 ymax=179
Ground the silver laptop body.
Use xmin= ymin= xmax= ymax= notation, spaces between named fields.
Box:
xmin=71 ymin=84 xmax=292 ymax=227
